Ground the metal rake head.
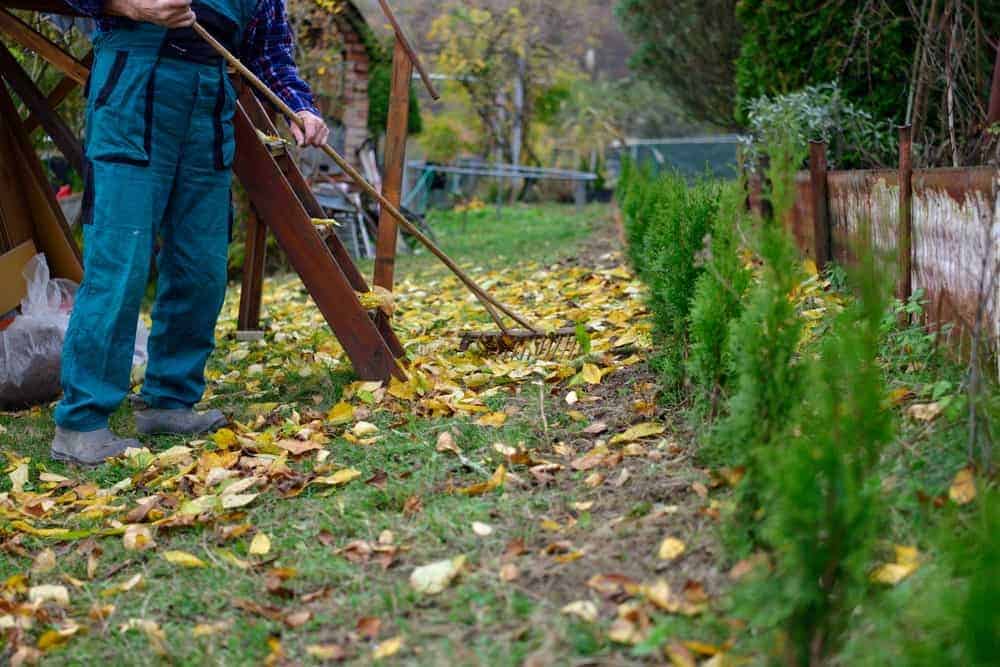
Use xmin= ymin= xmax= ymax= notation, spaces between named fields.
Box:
xmin=459 ymin=327 xmax=582 ymax=361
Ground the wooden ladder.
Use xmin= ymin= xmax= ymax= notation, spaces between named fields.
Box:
xmin=231 ymin=81 xmax=405 ymax=382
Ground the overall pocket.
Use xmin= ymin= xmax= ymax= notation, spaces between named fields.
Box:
xmin=213 ymin=68 xmax=237 ymax=170
xmin=86 ymin=50 xmax=157 ymax=166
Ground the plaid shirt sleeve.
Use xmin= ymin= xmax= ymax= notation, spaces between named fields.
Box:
xmin=62 ymin=0 xmax=105 ymax=16
xmin=242 ymin=0 xmax=319 ymax=115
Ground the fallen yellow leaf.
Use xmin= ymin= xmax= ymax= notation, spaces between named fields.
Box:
xmin=373 ymin=636 xmax=403 ymax=660
xmin=123 ymin=524 xmax=156 ymax=552
xmin=610 ymin=422 xmax=666 ymax=445
xmin=476 ymin=411 xmax=508 ymax=427
xmin=948 ymin=467 xmax=976 ymax=505
xmin=581 ymin=363 xmax=603 ymax=385
xmin=326 ymin=402 xmax=355 ymax=425
xmin=561 ymin=600 xmax=598 ymax=622
xmin=163 ymin=550 xmax=207 ymax=568
xmin=28 ymin=584 xmax=70 ymax=607
xmin=871 ymin=545 xmax=920 ymax=585
xmin=249 ymin=532 xmax=271 ymax=556
xmin=213 ymin=428 xmax=238 ymax=448
xmin=410 ymin=556 xmax=466 ymax=594
xmin=455 ymin=465 xmax=506 ymax=496
xmin=658 ymin=537 xmax=686 ymax=561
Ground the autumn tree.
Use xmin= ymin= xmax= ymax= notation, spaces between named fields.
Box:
xmin=427 ymin=1 xmax=585 ymax=165
xmin=615 ymin=0 xmax=741 ymax=129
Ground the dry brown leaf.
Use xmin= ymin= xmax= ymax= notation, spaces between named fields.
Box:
xmin=356 ymin=616 xmax=382 ymax=639
xmin=436 ymin=431 xmax=460 ymax=455
xmin=906 ymin=402 xmax=943 ymax=422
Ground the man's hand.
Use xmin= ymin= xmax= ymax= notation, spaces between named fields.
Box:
xmin=290 ymin=111 xmax=330 ymax=148
xmin=105 ymin=0 xmax=195 ymax=28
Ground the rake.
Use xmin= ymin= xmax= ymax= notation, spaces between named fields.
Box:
xmin=192 ymin=23 xmax=580 ymax=360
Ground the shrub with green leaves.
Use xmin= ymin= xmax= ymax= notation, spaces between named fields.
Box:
xmin=707 ymin=134 xmax=808 ymax=552
xmin=623 ymin=172 xmax=721 ymax=393
xmin=740 ymin=83 xmax=897 ymax=169
xmin=616 ymin=160 xmax=657 ymax=274
xmin=752 ymin=250 xmax=893 ymax=665
xmin=686 ymin=182 xmax=753 ymax=412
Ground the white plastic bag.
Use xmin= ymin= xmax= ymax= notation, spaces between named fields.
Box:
xmin=0 ymin=255 xmax=149 ymax=407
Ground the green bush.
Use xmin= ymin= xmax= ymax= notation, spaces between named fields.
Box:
xmin=367 ymin=61 xmax=423 ymax=137
xmin=617 ymin=165 xmax=721 ymax=393
xmin=686 ymin=182 xmax=753 ymax=412
xmin=616 ymin=159 xmax=657 ymax=274
xmin=753 ymin=250 xmax=893 ymax=665
xmin=897 ymin=488 xmax=1000 ymax=667
xmin=707 ymin=134 xmax=808 ymax=552
xmin=644 ymin=176 xmax=720 ymax=392
xmin=734 ymin=0 xmax=915 ymax=129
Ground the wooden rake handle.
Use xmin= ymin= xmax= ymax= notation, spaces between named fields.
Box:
xmin=191 ymin=23 xmax=537 ymax=334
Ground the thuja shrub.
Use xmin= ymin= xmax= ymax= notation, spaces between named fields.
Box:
xmin=898 ymin=489 xmax=1000 ymax=666
xmin=686 ymin=182 xmax=753 ymax=412
xmin=708 ymin=135 xmax=807 ymax=546
xmin=751 ymin=251 xmax=894 ymax=666
xmin=616 ymin=159 xmax=658 ymax=274
xmin=641 ymin=175 xmax=720 ymax=392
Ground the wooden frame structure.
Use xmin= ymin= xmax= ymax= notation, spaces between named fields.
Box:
xmin=0 ymin=0 xmax=435 ymax=382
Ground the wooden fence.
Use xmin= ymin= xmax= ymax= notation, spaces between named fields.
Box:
xmin=751 ymin=133 xmax=998 ymax=361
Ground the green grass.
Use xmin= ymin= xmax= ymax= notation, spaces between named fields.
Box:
xmin=0 ymin=203 xmax=623 ymax=665
xmin=358 ymin=203 xmax=604 ymax=278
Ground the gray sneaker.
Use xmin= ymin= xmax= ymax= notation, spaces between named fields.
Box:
xmin=134 ymin=408 xmax=228 ymax=436
xmin=51 ymin=427 xmax=139 ymax=466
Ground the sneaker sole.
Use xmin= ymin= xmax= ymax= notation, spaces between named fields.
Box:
xmin=51 ymin=450 xmax=105 ymax=467
xmin=135 ymin=417 xmax=229 ymax=436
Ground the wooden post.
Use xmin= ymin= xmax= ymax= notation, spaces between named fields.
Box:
xmin=373 ymin=37 xmax=413 ymax=295
xmin=236 ymin=208 xmax=267 ymax=338
xmin=757 ymin=155 xmax=773 ymax=220
xmin=897 ymin=125 xmax=914 ymax=305
xmin=987 ymin=42 xmax=1000 ymax=129
xmin=808 ymin=140 xmax=831 ymax=268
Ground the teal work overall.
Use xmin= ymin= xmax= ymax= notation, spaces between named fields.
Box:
xmin=55 ymin=0 xmax=255 ymax=431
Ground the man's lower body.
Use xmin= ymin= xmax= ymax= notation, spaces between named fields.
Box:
xmin=53 ymin=48 xmax=235 ymax=465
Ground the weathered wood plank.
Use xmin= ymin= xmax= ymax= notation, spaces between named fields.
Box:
xmin=0 ymin=9 xmax=88 ymax=85
xmin=232 ymin=100 xmax=403 ymax=381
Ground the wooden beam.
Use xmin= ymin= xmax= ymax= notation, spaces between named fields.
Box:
xmin=234 ymin=80 xmax=406 ymax=359
xmin=0 ymin=82 xmax=82 ymax=280
xmin=808 ymin=141 xmax=831 ymax=268
xmin=375 ymin=0 xmax=440 ymax=100
xmin=237 ymin=207 xmax=267 ymax=332
xmin=232 ymin=99 xmax=403 ymax=381
xmin=0 ymin=43 xmax=83 ymax=175
xmin=0 ymin=9 xmax=89 ymax=85
xmin=373 ymin=38 xmax=413 ymax=295
xmin=23 ymin=49 xmax=91 ymax=134
xmin=987 ymin=42 xmax=1000 ymax=128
